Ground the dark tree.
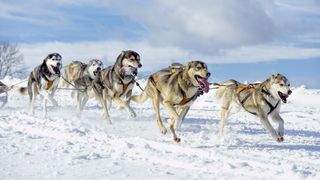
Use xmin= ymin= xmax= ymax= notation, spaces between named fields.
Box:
xmin=0 ymin=42 xmax=25 ymax=79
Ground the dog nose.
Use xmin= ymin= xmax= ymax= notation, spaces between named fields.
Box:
xmin=138 ymin=64 xmax=142 ymax=68
xmin=288 ymin=90 xmax=292 ymax=95
xmin=206 ymin=72 xmax=211 ymax=78
xmin=97 ymin=67 xmax=101 ymax=71
xmin=57 ymin=63 xmax=61 ymax=67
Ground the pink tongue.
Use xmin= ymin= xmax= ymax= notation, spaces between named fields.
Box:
xmin=198 ymin=78 xmax=209 ymax=93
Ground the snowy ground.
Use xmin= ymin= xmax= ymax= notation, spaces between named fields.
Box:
xmin=0 ymin=77 xmax=319 ymax=180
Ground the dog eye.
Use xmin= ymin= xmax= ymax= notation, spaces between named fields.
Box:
xmin=196 ymin=67 xmax=201 ymax=70
xmin=280 ymin=84 xmax=284 ymax=86
xmin=288 ymin=84 xmax=290 ymax=87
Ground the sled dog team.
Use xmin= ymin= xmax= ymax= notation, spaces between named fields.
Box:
xmin=19 ymin=51 xmax=292 ymax=143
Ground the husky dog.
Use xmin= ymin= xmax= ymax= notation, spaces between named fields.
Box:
xmin=60 ymin=59 xmax=103 ymax=91
xmin=131 ymin=61 xmax=211 ymax=142
xmin=215 ymin=73 xmax=292 ymax=142
xmin=20 ymin=53 xmax=62 ymax=118
xmin=92 ymin=50 xmax=142 ymax=124
xmin=60 ymin=59 xmax=103 ymax=113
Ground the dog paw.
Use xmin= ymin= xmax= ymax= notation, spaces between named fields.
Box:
xmin=161 ymin=128 xmax=167 ymax=135
xmin=129 ymin=112 xmax=136 ymax=118
xmin=276 ymin=136 xmax=284 ymax=143
xmin=174 ymin=137 xmax=181 ymax=143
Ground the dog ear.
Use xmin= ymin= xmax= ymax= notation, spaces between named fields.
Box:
xmin=115 ymin=51 xmax=125 ymax=66
xmin=42 ymin=55 xmax=49 ymax=65
xmin=184 ymin=61 xmax=193 ymax=70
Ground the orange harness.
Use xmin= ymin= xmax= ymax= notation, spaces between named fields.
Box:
xmin=235 ymin=84 xmax=279 ymax=115
xmin=235 ymin=85 xmax=255 ymax=94
xmin=46 ymin=80 xmax=54 ymax=90
xmin=119 ymin=83 xmax=129 ymax=97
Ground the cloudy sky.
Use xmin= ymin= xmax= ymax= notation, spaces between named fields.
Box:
xmin=0 ymin=0 xmax=319 ymax=87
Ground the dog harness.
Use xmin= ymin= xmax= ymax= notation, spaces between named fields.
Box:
xmin=39 ymin=69 xmax=56 ymax=90
xmin=236 ymin=84 xmax=280 ymax=115
xmin=98 ymin=66 xmax=133 ymax=97
xmin=149 ymin=75 xmax=196 ymax=106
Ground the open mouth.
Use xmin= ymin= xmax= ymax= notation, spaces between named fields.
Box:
xmin=128 ymin=66 xmax=138 ymax=76
xmin=51 ymin=65 xmax=60 ymax=75
xmin=93 ymin=67 xmax=102 ymax=77
xmin=278 ymin=91 xmax=289 ymax=103
xmin=195 ymin=75 xmax=209 ymax=93
xmin=120 ymin=66 xmax=138 ymax=78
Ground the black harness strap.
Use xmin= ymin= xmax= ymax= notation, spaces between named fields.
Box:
xmin=237 ymin=86 xmax=280 ymax=116
xmin=236 ymin=90 xmax=256 ymax=115
xmin=261 ymin=88 xmax=280 ymax=115
xmin=150 ymin=76 xmax=195 ymax=106
xmin=39 ymin=70 xmax=56 ymax=90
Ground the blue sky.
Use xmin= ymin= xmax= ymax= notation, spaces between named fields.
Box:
xmin=0 ymin=0 xmax=320 ymax=88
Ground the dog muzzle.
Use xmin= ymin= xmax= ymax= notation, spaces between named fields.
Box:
xmin=195 ymin=75 xmax=210 ymax=93
xmin=278 ymin=91 xmax=291 ymax=103
xmin=93 ymin=67 xmax=101 ymax=77
xmin=121 ymin=66 xmax=138 ymax=77
xmin=51 ymin=65 xmax=61 ymax=76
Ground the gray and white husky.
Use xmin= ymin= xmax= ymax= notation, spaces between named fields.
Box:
xmin=215 ymin=73 xmax=292 ymax=142
xmin=60 ymin=59 xmax=103 ymax=114
xmin=20 ymin=53 xmax=62 ymax=118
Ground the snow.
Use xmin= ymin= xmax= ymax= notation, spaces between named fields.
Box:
xmin=0 ymin=77 xmax=319 ymax=180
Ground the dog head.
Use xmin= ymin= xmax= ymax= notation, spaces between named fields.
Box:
xmin=45 ymin=53 xmax=62 ymax=76
xmin=87 ymin=59 xmax=103 ymax=79
xmin=184 ymin=61 xmax=211 ymax=93
xmin=115 ymin=50 xmax=142 ymax=78
xmin=269 ymin=73 xmax=292 ymax=103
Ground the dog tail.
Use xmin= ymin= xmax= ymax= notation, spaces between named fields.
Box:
xmin=215 ymin=80 xmax=239 ymax=100
xmin=131 ymin=87 xmax=149 ymax=104
xmin=18 ymin=87 xmax=28 ymax=96
xmin=215 ymin=85 xmax=227 ymax=100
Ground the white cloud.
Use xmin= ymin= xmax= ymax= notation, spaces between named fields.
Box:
xmin=214 ymin=45 xmax=320 ymax=63
xmin=2 ymin=0 xmax=320 ymax=67
xmin=112 ymin=0 xmax=276 ymax=51
xmin=20 ymin=41 xmax=189 ymax=71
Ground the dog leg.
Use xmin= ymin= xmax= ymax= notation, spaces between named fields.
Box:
xmin=219 ymin=98 xmax=232 ymax=135
xmin=271 ymin=112 xmax=284 ymax=142
xmin=174 ymin=107 xmax=190 ymax=129
xmin=258 ymin=110 xmax=283 ymax=142
xmin=41 ymin=91 xmax=55 ymax=118
xmin=163 ymin=101 xmax=180 ymax=142
xmin=30 ymin=83 xmax=37 ymax=115
xmin=42 ymin=97 xmax=47 ymax=118
xmin=106 ymin=96 xmax=112 ymax=110
xmin=114 ymin=97 xmax=136 ymax=118
xmin=76 ymin=91 xmax=82 ymax=113
xmin=126 ymin=103 xmax=136 ymax=118
xmin=49 ymin=90 xmax=59 ymax=107
xmin=101 ymin=90 xmax=112 ymax=124
xmin=80 ymin=94 xmax=89 ymax=111
xmin=219 ymin=107 xmax=231 ymax=135
xmin=152 ymin=95 xmax=167 ymax=135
